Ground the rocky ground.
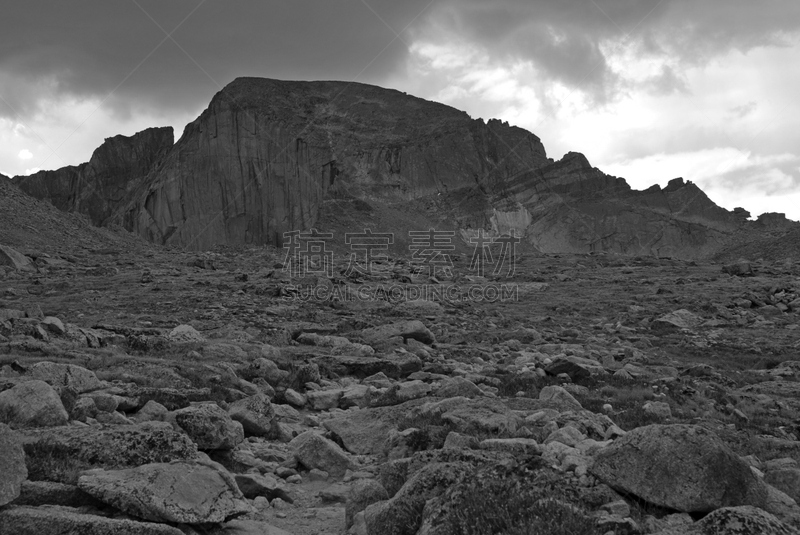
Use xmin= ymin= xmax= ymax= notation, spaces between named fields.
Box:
xmin=2 ymin=229 xmax=800 ymax=534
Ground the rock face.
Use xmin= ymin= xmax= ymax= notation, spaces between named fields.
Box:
xmin=17 ymin=127 xmax=173 ymax=226
xmin=0 ymin=423 xmax=27 ymax=506
xmin=78 ymin=460 xmax=253 ymax=524
xmin=591 ymin=424 xmax=768 ymax=513
xmin=13 ymin=77 xmax=785 ymax=258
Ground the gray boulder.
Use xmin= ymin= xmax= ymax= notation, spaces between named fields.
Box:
xmin=78 ymin=460 xmax=253 ymax=524
xmin=26 ymin=362 xmax=101 ymax=393
xmin=20 ymin=421 xmax=198 ymax=469
xmin=591 ymin=424 xmax=768 ymax=513
xmin=289 ymin=430 xmax=354 ymax=478
xmin=435 ymin=377 xmax=483 ymax=398
xmin=173 ymin=404 xmax=244 ymax=450
xmin=0 ymin=245 xmax=33 ymax=271
xmin=0 ymin=505 xmax=184 ymax=535
xmin=0 ymin=423 xmax=27 ymax=506
xmin=0 ymin=380 xmax=68 ymax=428
xmin=346 ymin=479 xmax=389 ymax=529
xmin=228 ymin=393 xmax=276 ymax=437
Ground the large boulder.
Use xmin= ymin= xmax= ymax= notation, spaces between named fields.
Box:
xmin=324 ymin=399 xmax=429 ymax=455
xmin=228 ymin=394 xmax=276 ymax=437
xmin=768 ymin=468 xmax=800 ymax=504
xmin=538 ymin=385 xmax=583 ymax=410
xmin=0 ymin=245 xmax=34 ymax=271
xmin=591 ymin=424 xmax=768 ymax=513
xmin=365 ymin=461 xmax=473 ymax=535
xmin=26 ymin=362 xmax=102 ymax=393
xmin=0 ymin=505 xmax=184 ymax=535
xmin=434 ymin=377 xmax=483 ymax=398
xmin=78 ymin=460 xmax=253 ymax=524
xmin=289 ymin=430 xmax=354 ymax=478
xmin=0 ymin=423 xmax=27 ymax=506
xmin=173 ymin=404 xmax=244 ymax=450
xmin=0 ymin=380 xmax=69 ymax=428
xmin=346 ymin=479 xmax=389 ymax=529
xmin=357 ymin=320 xmax=435 ymax=346
xmin=652 ymin=505 xmax=800 ymax=535
xmin=20 ymin=421 xmax=198 ymax=470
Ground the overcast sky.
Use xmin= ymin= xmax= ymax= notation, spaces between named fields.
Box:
xmin=2 ymin=0 xmax=799 ymax=220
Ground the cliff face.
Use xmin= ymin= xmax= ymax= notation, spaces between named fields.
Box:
xmin=114 ymin=78 xmax=549 ymax=248
xmin=12 ymin=77 xmax=786 ymax=258
xmin=16 ymin=127 xmax=173 ymax=226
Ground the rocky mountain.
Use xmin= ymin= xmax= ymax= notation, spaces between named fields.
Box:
xmin=12 ymin=77 xmax=799 ymax=258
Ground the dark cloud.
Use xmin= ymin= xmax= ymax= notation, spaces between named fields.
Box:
xmin=0 ymin=0 xmax=434 ymax=120
xmin=2 ymin=0 xmax=799 ymax=122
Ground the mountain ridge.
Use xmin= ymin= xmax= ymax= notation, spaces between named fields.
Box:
xmin=11 ymin=77 xmax=800 ymax=259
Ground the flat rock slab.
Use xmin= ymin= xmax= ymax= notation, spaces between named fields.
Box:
xmin=20 ymin=421 xmax=198 ymax=469
xmin=78 ymin=460 xmax=253 ymax=524
xmin=591 ymin=424 xmax=768 ymax=513
xmin=0 ymin=423 xmax=27 ymax=506
xmin=206 ymin=519 xmax=295 ymax=535
xmin=26 ymin=361 xmax=102 ymax=393
xmin=356 ymin=320 xmax=435 ymax=345
xmin=0 ymin=505 xmax=184 ymax=535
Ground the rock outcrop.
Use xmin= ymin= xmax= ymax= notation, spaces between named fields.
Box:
xmin=17 ymin=127 xmax=173 ymax=226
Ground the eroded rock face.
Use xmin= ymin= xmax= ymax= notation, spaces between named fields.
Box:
xmin=17 ymin=128 xmax=174 ymax=226
xmin=590 ymin=424 xmax=768 ymax=513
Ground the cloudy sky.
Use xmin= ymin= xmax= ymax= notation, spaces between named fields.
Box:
xmin=2 ymin=0 xmax=799 ymax=220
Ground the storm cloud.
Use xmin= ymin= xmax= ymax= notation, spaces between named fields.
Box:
xmin=2 ymin=0 xmax=799 ymax=219
xmin=0 ymin=0 xmax=433 ymax=120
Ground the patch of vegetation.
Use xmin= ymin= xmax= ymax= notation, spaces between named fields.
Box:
xmin=572 ymin=376 xmax=671 ymax=431
xmin=441 ymin=471 xmax=599 ymax=535
xmin=24 ymin=439 xmax=93 ymax=484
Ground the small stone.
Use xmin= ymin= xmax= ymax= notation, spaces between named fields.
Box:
xmin=271 ymin=498 xmax=291 ymax=510
xmin=284 ymin=388 xmax=306 ymax=408
xmin=308 ymin=468 xmax=329 ymax=481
